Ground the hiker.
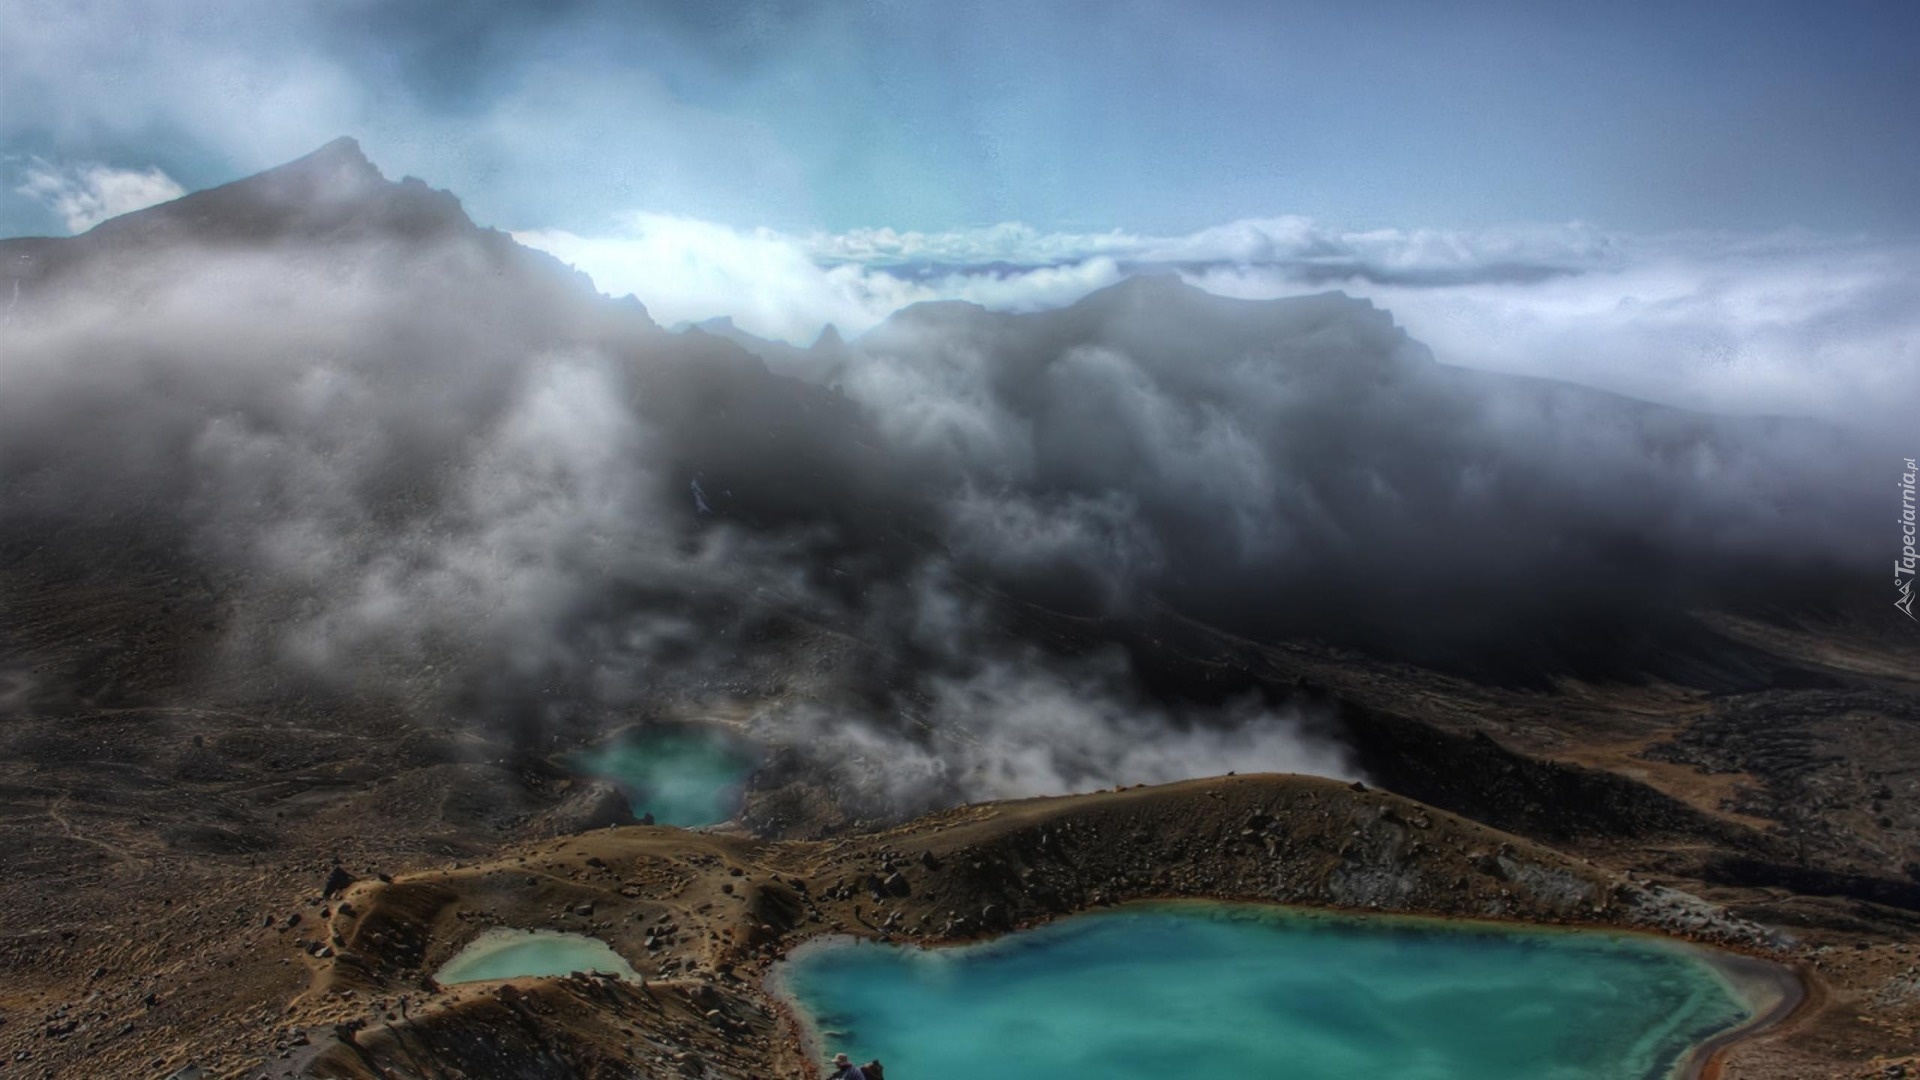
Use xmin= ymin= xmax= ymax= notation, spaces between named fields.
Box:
xmin=828 ymin=1052 xmax=866 ymax=1079
xmin=863 ymin=1060 xmax=886 ymax=1080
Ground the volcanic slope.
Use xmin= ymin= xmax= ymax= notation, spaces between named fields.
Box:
xmin=1 ymin=141 xmax=1916 ymax=1079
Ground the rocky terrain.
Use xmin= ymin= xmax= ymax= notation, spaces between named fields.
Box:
xmin=3 ymin=640 xmax=1917 ymax=1080
xmin=2 ymin=142 xmax=1917 ymax=1079
xmin=300 ymin=775 xmax=1789 ymax=1080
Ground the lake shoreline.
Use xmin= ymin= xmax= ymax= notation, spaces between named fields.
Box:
xmin=764 ymin=896 xmax=1813 ymax=1080
xmin=306 ymin=773 xmax=1872 ymax=1080
xmin=1679 ymin=949 xmax=1809 ymax=1080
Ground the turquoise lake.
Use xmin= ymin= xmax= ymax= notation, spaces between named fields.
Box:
xmin=435 ymin=929 xmax=641 ymax=984
xmin=777 ymin=903 xmax=1775 ymax=1080
xmin=570 ymin=725 xmax=756 ymax=827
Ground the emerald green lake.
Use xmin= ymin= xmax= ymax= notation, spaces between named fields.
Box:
xmin=570 ymin=725 xmax=756 ymax=827
xmin=777 ymin=903 xmax=1781 ymax=1080
xmin=435 ymin=929 xmax=641 ymax=984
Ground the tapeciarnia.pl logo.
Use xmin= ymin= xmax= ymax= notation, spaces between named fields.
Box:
xmin=1899 ymin=457 xmax=1917 ymax=620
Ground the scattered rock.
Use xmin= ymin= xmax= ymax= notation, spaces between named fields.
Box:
xmin=322 ymin=865 xmax=355 ymax=899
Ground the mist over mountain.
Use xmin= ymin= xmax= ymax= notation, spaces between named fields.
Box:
xmin=0 ymin=141 xmax=1892 ymax=813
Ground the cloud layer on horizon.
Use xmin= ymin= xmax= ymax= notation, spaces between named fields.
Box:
xmin=517 ymin=215 xmax=1920 ymax=440
xmin=15 ymin=136 xmax=1910 ymax=448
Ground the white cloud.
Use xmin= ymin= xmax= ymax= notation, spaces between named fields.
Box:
xmin=14 ymin=159 xmax=187 ymax=233
xmin=1185 ymin=231 xmax=1920 ymax=436
xmin=806 ymin=221 xmax=1142 ymax=266
xmin=520 ymin=214 xmax=1917 ymax=439
xmin=516 ymin=214 xmax=1642 ymax=346
xmin=797 ymin=216 xmax=1623 ymax=275
xmin=518 ymin=215 xmax=892 ymax=341
xmin=516 ymin=216 xmax=1125 ymax=342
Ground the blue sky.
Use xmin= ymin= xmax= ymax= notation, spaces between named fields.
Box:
xmin=4 ymin=0 xmax=1918 ymax=238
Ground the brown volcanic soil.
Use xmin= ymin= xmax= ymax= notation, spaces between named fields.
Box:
xmin=3 ymin=749 xmax=1913 ymax=1079
xmin=298 ymin=775 xmax=1880 ymax=1080
xmin=2 ymin=530 xmax=1919 ymax=1078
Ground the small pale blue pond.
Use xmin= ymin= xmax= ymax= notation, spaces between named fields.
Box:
xmin=775 ymin=902 xmax=1790 ymax=1080
xmin=570 ymin=724 xmax=757 ymax=827
xmin=435 ymin=929 xmax=641 ymax=984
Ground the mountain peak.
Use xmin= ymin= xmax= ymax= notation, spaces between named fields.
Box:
xmin=229 ymin=135 xmax=387 ymax=205
xmin=811 ymin=323 xmax=845 ymax=351
xmin=68 ymin=135 xmax=479 ymax=248
xmin=284 ymin=136 xmax=383 ymax=183
xmin=1107 ymin=270 xmax=1200 ymax=296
